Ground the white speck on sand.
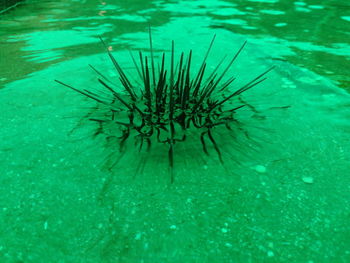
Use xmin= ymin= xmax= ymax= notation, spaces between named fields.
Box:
xmin=135 ymin=233 xmax=142 ymax=240
xmin=254 ymin=165 xmax=267 ymax=173
xmin=225 ymin=242 xmax=233 ymax=248
xmin=302 ymin=176 xmax=314 ymax=184
xmin=221 ymin=228 xmax=228 ymax=233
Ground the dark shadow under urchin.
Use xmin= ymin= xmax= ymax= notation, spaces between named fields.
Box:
xmin=55 ymin=28 xmax=275 ymax=183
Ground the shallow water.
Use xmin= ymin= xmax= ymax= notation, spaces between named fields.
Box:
xmin=0 ymin=0 xmax=350 ymax=262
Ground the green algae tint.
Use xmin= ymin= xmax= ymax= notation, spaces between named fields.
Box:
xmin=0 ymin=0 xmax=349 ymax=262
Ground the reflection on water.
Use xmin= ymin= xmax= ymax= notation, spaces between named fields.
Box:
xmin=0 ymin=0 xmax=349 ymax=89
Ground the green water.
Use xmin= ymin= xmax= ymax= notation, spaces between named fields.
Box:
xmin=0 ymin=0 xmax=349 ymax=262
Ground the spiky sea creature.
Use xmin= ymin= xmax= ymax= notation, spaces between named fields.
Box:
xmin=55 ymin=28 xmax=274 ymax=183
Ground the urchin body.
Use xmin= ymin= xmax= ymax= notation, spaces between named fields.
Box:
xmin=56 ymin=28 xmax=273 ymax=182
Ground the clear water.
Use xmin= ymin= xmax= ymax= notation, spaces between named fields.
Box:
xmin=0 ymin=0 xmax=349 ymax=262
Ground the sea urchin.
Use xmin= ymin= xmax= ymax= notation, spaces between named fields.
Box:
xmin=55 ymin=28 xmax=274 ymax=183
